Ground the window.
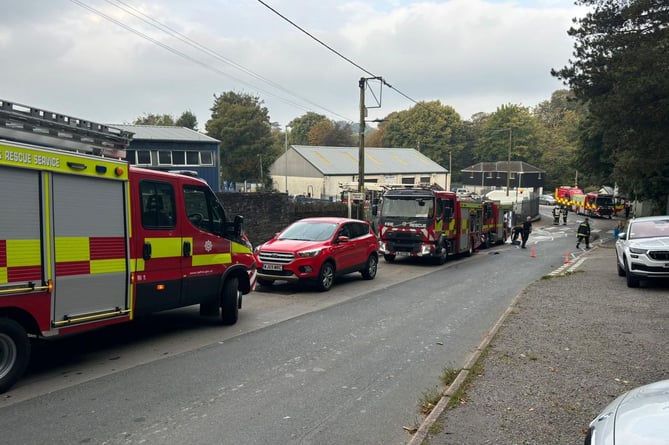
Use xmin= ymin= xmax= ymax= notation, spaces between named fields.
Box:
xmin=172 ymin=151 xmax=186 ymax=165
xmin=186 ymin=151 xmax=200 ymax=165
xmin=183 ymin=185 xmax=227 ymax=234
xmin=140 ymin=181 xmax=176 ymax=229
xmin=158 ymin=151 xmax=172 ymax=165
xmin=401 ymin=177 xmax=415 ymax=185
xmin=136 ymin=150 xmax=152 ymax=165
xmin=200 ymin=151 xmax=214 ymax=165
xmin=420 ymin=176 xmax=430 ymax=184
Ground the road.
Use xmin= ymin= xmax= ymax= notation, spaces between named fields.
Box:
xmin=0 ymin=207 xmax=616 ymax=445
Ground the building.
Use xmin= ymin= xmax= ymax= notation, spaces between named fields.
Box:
xmin=461 ymin=161 xmax=545 ymax=198
xmin=114 ymin=125 xmax=221 ymax=191
xmin=269 ymin=145 xmax=448 ymax=200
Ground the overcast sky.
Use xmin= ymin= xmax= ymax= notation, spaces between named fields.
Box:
xmin=1 ymin=0 xmax=585 ymax=131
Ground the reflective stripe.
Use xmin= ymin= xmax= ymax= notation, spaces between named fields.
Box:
xmin=144 ymin=237 xmax=182 ymax=258
xmin=90 ymin=258 xmax=126 ymax=274
xmin=55 ymin=237 xmax=90 ymax=262
xmin=7 ymin=239 xmax=41 ymax=266
xmin=192 ymin=253 xmax=232 ymax=266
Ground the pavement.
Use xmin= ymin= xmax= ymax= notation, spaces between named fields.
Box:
xmin=407 ymin=219 xmax=669 ymax=445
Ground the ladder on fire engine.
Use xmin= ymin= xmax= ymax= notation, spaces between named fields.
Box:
xmin=0 ymin=98 xmax=133 ymax=157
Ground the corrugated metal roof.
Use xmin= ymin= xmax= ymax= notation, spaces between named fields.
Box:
xmin=461 ymin=161 xmax=544 ymax=174
xmin=112 ymin=124 xmax=220 ymax=143
xmin=292 ymin=145 xmax=447 ymax=175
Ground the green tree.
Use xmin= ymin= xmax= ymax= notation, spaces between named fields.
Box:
xmin=288 ymin=112 xmax=328 ymax=145
xmin=134 ymin=113 xmax=175 ymax=126
xmin=378 ymin=101 xmax=463 ymax=168
xmin=308 ymin=120 xmax=356 ymax=146
xmin=205 ymin=91 xmax=275 ymax=187
xmin=176 ymin=111 xmax=198 ymax=130
xmin=552 ymin=0 xmax=669 ymax=209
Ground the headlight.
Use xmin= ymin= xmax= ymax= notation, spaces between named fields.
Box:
xmin=298 ymin=248 xmax=322 ymax=257
xmin=629 ymin=247 xmax=647 ymax=254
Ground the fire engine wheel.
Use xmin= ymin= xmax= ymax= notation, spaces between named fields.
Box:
xmin=361 ymin=253 xmax=378 ymax=280
xmin=316 ymin=261 xmax=335 ymax=292
xmin=0 ymin=318 xmax=31 ymax=394
xmin=220 ymin=277 xmax=240 ymax=325
xmin=466 ymin=240 xmax=474 ymax=257
xmin=383 ymin=254 xmax=396 ymax=263
xmin=435 ymin=243 xmax=448 ymax=265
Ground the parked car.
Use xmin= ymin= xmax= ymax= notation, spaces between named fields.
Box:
xmin=539 ymin=194 xmax=556 ymax=205
xmin=615 ymin=215 xmax=669 ymax=287
xmin=584 ymin=379 xmax=669 ymax=445
xmin=254 ymin=217 xmax=379 ymax=291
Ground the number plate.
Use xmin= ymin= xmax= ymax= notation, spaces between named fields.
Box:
xmin=263 ymin=263 xmax=283 ymax=271
xmin=396 ymin=251 xmax=409 ymax=256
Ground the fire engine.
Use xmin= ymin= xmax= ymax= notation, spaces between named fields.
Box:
xmin=554 ymin=186 xmax=583 ymax=208
xmin=0 ymin=99 xmax=256 ymax=393
xmin=572 ymin=192 xmax=615 ymax=218
xmin=375 ymin=185 xmax=488 ymax=264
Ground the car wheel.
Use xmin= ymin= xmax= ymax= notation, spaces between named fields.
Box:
xmin=0 ymin=318 xmax=31 ymax=394
xmin=616 ymin=254 xmax=625 ymax=277
xmin=220 ymin=277 xmax=240 ymax=325
xmin=316 ymin=261 xmax=335 ymax=291
xmin=624 ymin=259 xmax=640 ymax=288
xmin=361 ymin=253 xmax=378 ymax=280
xmin=383 ymin=254 xmax=396 ymax=263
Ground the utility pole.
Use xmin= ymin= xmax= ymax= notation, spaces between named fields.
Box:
xmin=506 ymin=128 xmax=512 ymax=196
xmin=358 ymin=77 xmax=366 ymax=196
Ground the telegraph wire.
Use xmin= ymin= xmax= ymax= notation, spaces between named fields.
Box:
xmin=104 ymin=0 xmax=352 ymax=122
xmin=69 ymin=0 xmax=354 ymax=122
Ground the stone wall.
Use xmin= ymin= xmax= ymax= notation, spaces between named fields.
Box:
xmin=216 ymin=192 xmax=356 ymax=247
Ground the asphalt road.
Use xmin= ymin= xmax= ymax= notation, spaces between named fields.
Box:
xmin=0 ymin=207 xmax=614 ymax=445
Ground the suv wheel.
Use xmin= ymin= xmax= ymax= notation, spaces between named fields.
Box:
xmin=624 ymin=259 xmax=640 ymax=288
xmin=361 ymin=253 xmax=378 ymax=280
xmin=316 ymin=261 xmax=335 ymax=292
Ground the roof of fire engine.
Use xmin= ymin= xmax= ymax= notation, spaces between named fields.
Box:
xmin=290 ymin=145 xmax=447 ymax=175
xmin=112 ymin=124 xmax=220 ymax=143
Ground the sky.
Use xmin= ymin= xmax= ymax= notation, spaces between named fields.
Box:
xmin=1 ymin=0 xmax=585 ymax=131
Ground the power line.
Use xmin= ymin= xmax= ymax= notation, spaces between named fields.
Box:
xmin=69 ymin=0 xmax=354 ymax=122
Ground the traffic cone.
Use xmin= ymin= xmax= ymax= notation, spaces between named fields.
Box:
xmin=531 ymin=246 xmax=536 ymax=258
xmin=564 ymin=251 xmax=570 ymax=264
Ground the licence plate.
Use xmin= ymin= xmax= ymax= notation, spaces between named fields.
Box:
xmin=396 ymin=251 xmax=409 ymax=256
xmin=263 ymin=263 xmax=283 ymax=271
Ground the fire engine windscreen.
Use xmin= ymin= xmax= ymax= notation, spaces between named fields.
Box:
xmin=595 ymin=196 xmax=614 ymax=207
xmin=382 ymin=197 xmax=433 ymax=218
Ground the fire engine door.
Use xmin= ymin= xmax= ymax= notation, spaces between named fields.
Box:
xmin=459 ymin=207 xmax=471 ymax=252
xmin=51 ymin=174 xmax=129 ymax=323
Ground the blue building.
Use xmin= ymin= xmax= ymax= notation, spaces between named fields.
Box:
xmin=114 ymin=125 xmax=221 ymax=191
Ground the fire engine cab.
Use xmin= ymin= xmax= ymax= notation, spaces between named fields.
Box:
xmin=0 ymin=99 xmax=256 ymax=393
xmin=375 ymin=185 xmax=490 ymax=264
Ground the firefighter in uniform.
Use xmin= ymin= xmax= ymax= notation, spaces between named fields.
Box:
xmin=561 ymin=205 xmax=568 ymax=225
xmin=552 ymin=205 xmax=561 ymax=225
xmin=576 ymin=217 xmax=591 ymax=249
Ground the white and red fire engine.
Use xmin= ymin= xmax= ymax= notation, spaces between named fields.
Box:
xmin=375 ymin=185 xmax=497 ymax=264
xmin=0 ymin=99 xmax=256 ymax=393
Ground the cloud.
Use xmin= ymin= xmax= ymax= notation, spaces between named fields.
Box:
xmin=0 ymin=0 xmax=583 ymax=129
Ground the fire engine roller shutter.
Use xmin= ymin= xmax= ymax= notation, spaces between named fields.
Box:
xmin=0 ymin=166 xmax=42 ymax=286
xmin=51 ymin=173 xmax=129 ymax=322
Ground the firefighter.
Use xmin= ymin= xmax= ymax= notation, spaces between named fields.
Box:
xmin=552 ymin=205 xmax=561 ymax=225
xmin=561 ymin=205 xmax=568 ymax=225
xmin=576 ymin=217 xmax=591 ymax=249
xmin=521 ymin=216 xmax=532 ymax=249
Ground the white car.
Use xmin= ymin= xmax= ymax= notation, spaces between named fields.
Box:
xmin=615 ymin=215 xmax=669 ymax=287
xmin=584 ymin=379 xmax=669 ymax=445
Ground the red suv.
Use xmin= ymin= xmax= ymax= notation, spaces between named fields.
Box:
xmin=255 ymin=217 xmax=379 ymax=291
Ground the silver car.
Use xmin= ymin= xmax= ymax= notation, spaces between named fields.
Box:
xmin=584 ymin=379 xmax=669 ymax=445
xmin=615 ymin=215 xmax=669 ymax=287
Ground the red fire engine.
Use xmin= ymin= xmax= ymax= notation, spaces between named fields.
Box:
xmin=375 ymin=185 xmax=489 ymax=264
xmin=0 ymin=99 xmax=256 ymax=393
xmin=572 ymin=192 xmax=615 ymax=218
xmin=554 ymin=186 xmax=583 ymax=208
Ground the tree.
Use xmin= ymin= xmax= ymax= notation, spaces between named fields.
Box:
xmin=377 ymin=101 xmax=463 ymax=168
xmin=552 ymin=0 xmax=669 ymax=208
xmin=176 ymin=111 xmax=198 ymax=130
xmin=134 ymin=113 xmax=175 ymax=126
xmin=205 ymin=91 xmax=275 ymax=187
xmin=134 ymin=111 xmax=198 ymax=130
xmin=288 ymin=112 xmax=327 ymax=145
xmin=307 ymin=120 xmax=356 ymax=146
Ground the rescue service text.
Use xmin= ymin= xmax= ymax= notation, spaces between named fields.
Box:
xmin=1 ymin=150 xmax=61 ymax=168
